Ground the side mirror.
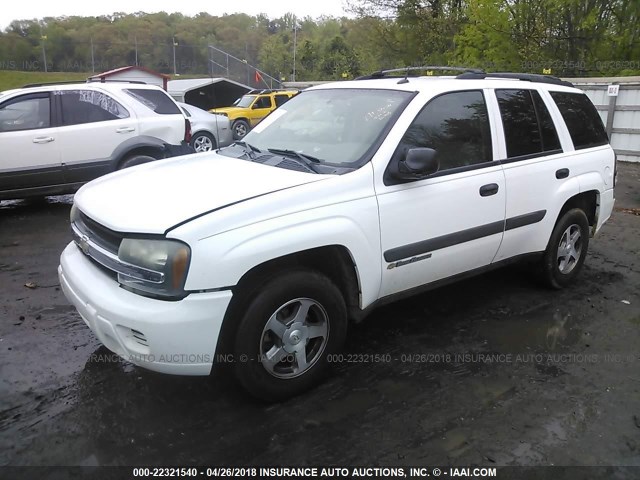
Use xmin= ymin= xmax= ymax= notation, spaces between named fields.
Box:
xmin=396 ymin=148 xmax=439 ymax=179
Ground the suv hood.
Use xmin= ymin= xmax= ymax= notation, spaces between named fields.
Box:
xmin=74 ymin=153 xmax=326 ymax=234
xmin=210 ymin=106 xmax=243 ymax=114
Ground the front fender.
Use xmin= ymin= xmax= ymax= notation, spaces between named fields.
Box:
xmin=181 ymin=198 xmax=382 ymax=309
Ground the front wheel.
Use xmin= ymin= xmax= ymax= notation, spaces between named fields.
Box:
xmin=232 ymin=270 xmax=347 ymax=401
xmin=232 ymin=119 xmax=250 ymax=140
xmin=540 ymin=208 xmax=590 ymax=289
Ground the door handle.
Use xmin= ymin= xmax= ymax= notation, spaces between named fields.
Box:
xmin=479 ymin=183 xmax=499 ymax=197
xmin=32 ymin=136 xmax=54 ymax=144
xmin=116 ymin=127 xmax=135 ymax=133
xmin=556 ymin=168 xmax=570 ymax=179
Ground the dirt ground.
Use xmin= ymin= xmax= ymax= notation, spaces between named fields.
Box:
xmin=1 ymin=162 xmax=639 ymax=473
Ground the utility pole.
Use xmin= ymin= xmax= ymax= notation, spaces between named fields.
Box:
xmin=292 ymin=17 xmax=297 ymax=82
xmin=40 ymin=24 xmax=48 ymax=73
xmin=90 ymin=37 xmax=95 ymax=73
xmin=172 ymin=36 xmax=178 ymax=75
xmin=135 ymin=36 xmax=138 ymax=66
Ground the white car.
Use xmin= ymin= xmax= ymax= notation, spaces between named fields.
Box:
xmin=0 ymin=81 xmax=193 ymax=200
xmin=179 ymin=102 xmax=233 ymax=152
xmin=59 ymin=68 xmax=616 ymax=401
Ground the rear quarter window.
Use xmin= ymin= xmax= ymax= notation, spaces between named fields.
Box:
xmin=550 ymin=92 xmax=608 ymax=150
xmin=125 ymin=89 xmax=182 ymax=115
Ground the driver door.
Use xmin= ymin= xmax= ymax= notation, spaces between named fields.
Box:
xmin=375 ymin=90 xmax=506 ymax=297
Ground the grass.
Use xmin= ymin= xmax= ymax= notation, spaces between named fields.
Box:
xmin=0 ymin=71 xmax=90 ymax=92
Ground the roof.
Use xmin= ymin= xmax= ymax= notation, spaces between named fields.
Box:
xmin=88 ymin=66 xmax=170 ymax=80
xmin=167 ymin=77 xmax=251 ymax=94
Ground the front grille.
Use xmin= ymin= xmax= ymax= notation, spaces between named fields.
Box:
xmin=71 ymin=210 xmax=165 ymax=286
xmin=76 ymin=212 xmax=124 ymax=254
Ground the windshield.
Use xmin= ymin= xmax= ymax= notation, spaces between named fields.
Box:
xmin=234 ymin=95 xmax=257 ymax=108
xmin=242 ymin=88 xmax=412 ymax=166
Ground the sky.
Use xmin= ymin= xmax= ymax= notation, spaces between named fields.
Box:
xmin=0 ymin=0 xmax=351 ymax=31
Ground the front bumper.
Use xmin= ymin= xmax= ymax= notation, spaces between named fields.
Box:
xmin=59 ymin=242 xmax=232 ymax=375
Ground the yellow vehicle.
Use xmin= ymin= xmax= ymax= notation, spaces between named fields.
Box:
xmin=210 ymin=89 xmax=298 ymax=139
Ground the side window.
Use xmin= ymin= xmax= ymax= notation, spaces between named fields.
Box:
xmin=396 ymin=90 xmax=492 ymax=172
xmin=253 ymin=96 xmax=272 ymax=109
xmin=125 ymin=88 xmax=181 ymax=115
xmin=274 ymin=95 xmax=290 ymax=107
xmin=531 ymin=91 xmax=561 ymax=152
xmin=496 ymin=89 xmax=561 ymax=158
xmin=59 ymin=90 xmax=129 ymax=126
xmin=0 ymin=94 xmax=50 ymax=132
xmin=550 ymin=91 xmax=608 ymax=150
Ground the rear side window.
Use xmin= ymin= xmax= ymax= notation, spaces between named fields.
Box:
xmin=550 ymin=92 xmax=608 ymax=149
xmin=532 ymin=91 xmax=561 ymax=152
xmin=496 ymin=89 xmax=561 ymax=159
xmin=397 ymin=90 xmax=493 ymax=172
xmin=274 ymin=94 xmax=291 ymax=107
xmin=125 ymin=89 xmax=181 ymax=115
xmin=59 ymin=90 xmax=129 ymax=126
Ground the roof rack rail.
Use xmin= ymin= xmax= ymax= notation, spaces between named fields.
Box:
xmin=356 ymin=66 xmax=485 ymax=80
xmin=456 ymin=72 xmax=574 ymax=87
xmin=86 ymin=78 xmax=148 ymax=84
xmin=247 ymin=88 xmax=298 ymax=94
xmin=22 ymin=80 xmax=87 ymax=88
xmin=21 ymin=79 xmax=148 ymax=88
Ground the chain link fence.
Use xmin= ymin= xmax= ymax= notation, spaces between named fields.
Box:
xmin=0 ymin=40 xmax=283 ymax=89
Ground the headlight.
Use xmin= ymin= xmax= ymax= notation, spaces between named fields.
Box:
xmin=117 ymin=238 xmax=191 ymax=299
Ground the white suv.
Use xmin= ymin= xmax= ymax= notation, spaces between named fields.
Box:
xmin=0 ymin=81 xmax=193 ymax=200
xmin=59 ymin=69 xmax=616 ymax=401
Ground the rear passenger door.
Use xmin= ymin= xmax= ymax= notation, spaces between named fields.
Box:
xmin=491 ymin=88 xmax=570 ymax=261
xmin=55 ymin=89 xmax=133 ymax=184
xmin=376 ymin=90 xmax=506 ymax=297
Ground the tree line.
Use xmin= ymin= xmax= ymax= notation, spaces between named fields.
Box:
xmin=0 ymin=0 xmax=638 ymax=84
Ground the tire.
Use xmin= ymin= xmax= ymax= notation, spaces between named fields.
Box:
xmin=540 ymin=208 xmax=590 ymax=289
xmin=190 ymin=132 xmax=216 ymax=152
xmin=232 ymin=270 xmax=347 ymax=401
xmin=119 ymin=154 xmax=156 ymax=170
xmin=232 ymin=119 xmax=250 ymax=140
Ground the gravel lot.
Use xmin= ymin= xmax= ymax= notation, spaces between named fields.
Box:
xmin=1 ymin=162 xmax=639 ymax=472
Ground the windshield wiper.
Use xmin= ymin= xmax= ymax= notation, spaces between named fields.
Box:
xmin=267 ymin=148 xmax=323 ymax=173
xmin=234 ymin=141 xmax=261 ymax=159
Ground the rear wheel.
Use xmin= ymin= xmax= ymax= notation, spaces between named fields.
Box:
xmin=540 ymin=208 xmax=590 ymax=289
xmin=232 ymin=270 xmax=347 ymax=401
xmin=190 ymin=132 xmax=216 ymax=152
xmin=232 ymin=119 xmax=250 ymax=140
xmin=118 ymin=154 xmax=156 ymax=170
